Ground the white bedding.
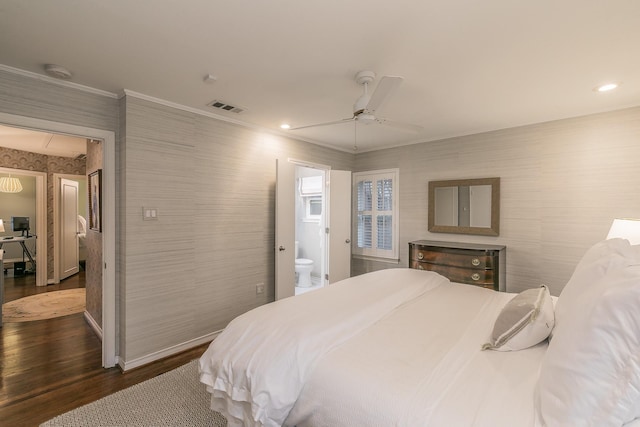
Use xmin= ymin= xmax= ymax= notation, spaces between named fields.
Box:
xmin=286 ymin=280 xmax=545 ymax=427
xmin=199 ymin=268 xmax=547 ymax=426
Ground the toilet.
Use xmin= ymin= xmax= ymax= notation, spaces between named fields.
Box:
xmin=295 ymin=241 xmax=314 ymax=287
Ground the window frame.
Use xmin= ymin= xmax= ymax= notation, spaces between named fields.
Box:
xmin=304 ymin=195 xmax=322 ymax=222
xmin=352 ymin=168 xmax=400 ymax=261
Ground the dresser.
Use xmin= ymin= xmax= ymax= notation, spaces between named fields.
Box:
xmin=409 ymin=240 xmax=506 ymax=291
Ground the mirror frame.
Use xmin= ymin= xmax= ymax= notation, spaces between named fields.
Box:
xmin=428 ymin=177 xmax=500 ymax=236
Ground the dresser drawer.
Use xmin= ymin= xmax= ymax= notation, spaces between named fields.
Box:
xmin=410 ymin=247 xmax=495 ymax=270
xmin=409 ymin=240 xmax=505 ymax=291
xmin=410 ymin=260 xmax=496 ymax=289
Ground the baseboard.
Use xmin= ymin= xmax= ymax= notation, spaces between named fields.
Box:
xmin=83 ymin=310 xmax=103 ymax=340
xmin=121 ymin=329 xmax=223 ymax=371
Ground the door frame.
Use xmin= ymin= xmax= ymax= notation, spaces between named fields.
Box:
xmin=0 ymin=112 xmax=116 ymax=368
xmin=53 ymin=173 xmax=85 ymax=283
xmin=290 ymin=159 xmax=331 ymax=285
xmin=0 ymin=166 xmax=46 ymax=287
xmin=278 ymin=158 xmax=331 ymax=294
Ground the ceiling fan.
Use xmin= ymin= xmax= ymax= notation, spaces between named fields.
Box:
xmin=289 ymin=70 xmax=423 ymax=134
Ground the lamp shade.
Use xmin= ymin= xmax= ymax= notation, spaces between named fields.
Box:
xmin=0 ymin=219 xmax=4 ymax=233
xmin=606 ymin=218 xmax=640 ymax=245
xmin=0 ymin=176 xmax=23 ymax=193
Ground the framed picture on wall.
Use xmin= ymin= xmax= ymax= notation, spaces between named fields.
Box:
xmin=88 ymin=169 xmax=102 ymax=232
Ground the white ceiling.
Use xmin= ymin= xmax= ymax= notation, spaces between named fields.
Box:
xmin=1 ymin=1 xmax=639 ymax=153
xmin=0 ymin=125 xmax=86 ymax=158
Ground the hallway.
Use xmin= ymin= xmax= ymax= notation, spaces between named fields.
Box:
xmin=3 ymin=269 xmax=85 ymax=304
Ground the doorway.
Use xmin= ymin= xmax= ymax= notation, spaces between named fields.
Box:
xmin=294 ymin=166 xmax=326 ymax=295
xmin=0 ymin=112 xmax=116 ymax=368
xmin=0 ymin=167 xmax=46 ymax=287
xmin=275 ymin=158 xmax=352 ymax=300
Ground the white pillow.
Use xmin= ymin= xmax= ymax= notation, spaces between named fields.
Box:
xmin=554 ymin=238 xmax=636 ymax=331
xmin=538 ymin=264 xmax=640 ymax=425
xmin=482 ymin=285 xmax=554 ymax=352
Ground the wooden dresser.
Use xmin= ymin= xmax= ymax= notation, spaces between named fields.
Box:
xmin=409 ymin=240 xmax=506 ymax=291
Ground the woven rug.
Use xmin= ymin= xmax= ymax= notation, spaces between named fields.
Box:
xmin=2 ymin=288 xmax=86 ymax=322
xmin=41 ymin=359 xmax=228 ymax=427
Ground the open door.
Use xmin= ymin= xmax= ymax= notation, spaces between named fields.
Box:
xmin=60 ymin=178 xmax=79 ymax=280
xmin=327 ymin=170 xmax=352 ymax=283
xmin=276 ymin=159 xmax=353 ymax=299
xmin=275 ymin=159 xmax=296 ymax=300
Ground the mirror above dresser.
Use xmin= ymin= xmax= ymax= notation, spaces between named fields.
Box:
xmin=428 ymin=177 xmax=500 ymax=236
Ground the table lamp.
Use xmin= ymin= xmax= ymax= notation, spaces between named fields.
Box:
xmin=606 ymin=218 xmax=640 ymax=245
xmin=0 ymin=218 xmax=4 ymax=233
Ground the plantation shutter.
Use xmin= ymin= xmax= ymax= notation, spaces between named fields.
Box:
xmin=354 ymin=170 xmax=399 ymax=260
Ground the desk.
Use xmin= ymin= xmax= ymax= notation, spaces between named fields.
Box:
xmin=0 ymin=236 xmax=36 ymax=271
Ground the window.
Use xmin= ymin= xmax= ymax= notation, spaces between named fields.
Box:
xmin=305 ymin=196 xmax=322 ymax=221
xmin=353 ymin=169 xmax=399 ymax=260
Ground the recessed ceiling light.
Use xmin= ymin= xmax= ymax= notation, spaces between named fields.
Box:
xmin=280 ymin=124 xmax=291 ymax=130
xmin=595 ymin=82 xmax=619 ymax=92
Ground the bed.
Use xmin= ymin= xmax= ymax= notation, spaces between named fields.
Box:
xmin=199 ymin=239 xmax=640 ymax=427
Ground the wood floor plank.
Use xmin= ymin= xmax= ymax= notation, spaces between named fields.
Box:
xmin=1 ymin=273 xmax=211 ymax=427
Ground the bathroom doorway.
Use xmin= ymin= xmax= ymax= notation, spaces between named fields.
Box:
xmin=275 ymin=158 xmax=351 ymax=300
xmin=294 ymin=166 xmax=326 ymax=295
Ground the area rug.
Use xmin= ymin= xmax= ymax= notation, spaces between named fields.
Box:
xmin=2 ymin=288 xmax=85 ymax=322
xmin=41 ymin=359 xmax=228 ymax=427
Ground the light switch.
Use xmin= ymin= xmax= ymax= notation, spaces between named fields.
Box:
xmin=142 ymin=207 xmax=158 ymax=221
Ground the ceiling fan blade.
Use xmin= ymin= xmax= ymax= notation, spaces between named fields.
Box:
xmin=366 ymin=76 xmax=403 ymax=114
xmin=289 ymin=117 xmax=354 ymax=131
xmin=375 ymin=117 xmax=423 ymax=133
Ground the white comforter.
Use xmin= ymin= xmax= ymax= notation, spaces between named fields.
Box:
xmin=199 ymin=268 xmax=545 ymax=426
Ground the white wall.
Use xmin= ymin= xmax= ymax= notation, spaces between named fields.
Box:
xmin=353 ymin=106 xmax=640 ymax=296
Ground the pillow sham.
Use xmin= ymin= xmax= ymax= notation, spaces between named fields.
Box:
xmin=482 ymin=285 xmax=554 ymax=352
xmin=537 ymin=264 xmax=640 ymax=426
xmin=554 ymin=238 xmax=636 ymax=331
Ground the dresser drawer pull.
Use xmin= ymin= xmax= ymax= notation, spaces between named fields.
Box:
xmin=471 ymin=273 xmax=480 ymax=281
xmin=417 ymin=252 xmax=424 ymax=260
xmin=417 ymin=264 xmax=425 ymax=270
xmin=471 ymin=258 xmax=480 ymax=266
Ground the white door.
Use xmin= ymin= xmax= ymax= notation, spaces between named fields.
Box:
xmin=60 ymin=178 xmax=79 ymax=280
xmin=275 ymin=159 xmax=296 ymax=300
xmin=327 ymin=170 xmax=352 ymax=283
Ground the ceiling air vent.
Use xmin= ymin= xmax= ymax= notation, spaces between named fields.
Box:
xmin=207 ymin=100 xmax=245 ymax=114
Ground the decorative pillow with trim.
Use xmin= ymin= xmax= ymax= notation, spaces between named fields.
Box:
xmin=482 ymin=285 xmax=554 ymax=352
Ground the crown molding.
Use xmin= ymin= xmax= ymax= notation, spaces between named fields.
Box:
xmin=122 ymin=89 xmax=256 ymax=128
xmin=121 ymin=89 xmax=355 ymax=154
xmin=0 ymin=64 xmax=354 ymax=154
xmin=0 ymin=64 xmax=119 ymax=98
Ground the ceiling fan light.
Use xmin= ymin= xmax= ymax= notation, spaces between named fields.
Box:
xmin=0 ymin=176 xmax=23 ymax=193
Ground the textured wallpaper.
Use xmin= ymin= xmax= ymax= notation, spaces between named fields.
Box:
xmin=85 ymin=140 xmax=103 ymax=327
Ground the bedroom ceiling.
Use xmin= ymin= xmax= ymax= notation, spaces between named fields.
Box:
xmin=0 ymin=0 xmax=639 ymax=153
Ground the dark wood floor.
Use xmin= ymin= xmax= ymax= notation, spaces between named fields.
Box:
xmin=1 ymin=271 xmax=210 ymax=427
